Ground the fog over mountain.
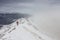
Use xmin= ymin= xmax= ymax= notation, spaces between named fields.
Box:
xmin=0 ymin=0 xmax=60 ymax=40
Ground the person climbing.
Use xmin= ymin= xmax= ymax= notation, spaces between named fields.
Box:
xmin=16 ymin=21 xmax=19 ymax=26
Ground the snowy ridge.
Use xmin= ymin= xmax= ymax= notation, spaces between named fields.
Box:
xmin=0 ymin=18 xmax=55 ymax=40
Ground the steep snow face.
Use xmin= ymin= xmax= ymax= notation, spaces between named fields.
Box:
xmin=0 ymin=18 xmax=55 ymax=40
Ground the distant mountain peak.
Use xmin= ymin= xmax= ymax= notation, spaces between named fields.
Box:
xmin=0 ymin=13 xmax=30 ymax=25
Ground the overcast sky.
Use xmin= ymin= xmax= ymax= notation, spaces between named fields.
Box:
xmin=0 ymin=0 xmax=60 ymax=40
xmin=0 ymin=0 xmax=60 ymax=15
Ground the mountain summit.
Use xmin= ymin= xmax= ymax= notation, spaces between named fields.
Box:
xmin=0 ymin=17 xmax=54 ymax=40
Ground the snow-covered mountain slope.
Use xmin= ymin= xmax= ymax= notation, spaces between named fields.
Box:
xmin=0 ymin=18 xmax=55 ymax=40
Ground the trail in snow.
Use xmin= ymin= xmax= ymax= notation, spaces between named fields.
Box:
xmin=0 ymin=18 xmax=55 ymax=40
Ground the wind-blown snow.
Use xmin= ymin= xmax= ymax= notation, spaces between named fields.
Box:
xmin=0 ymin=18 xmax=55 ymax=40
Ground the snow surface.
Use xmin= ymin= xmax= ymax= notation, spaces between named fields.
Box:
xmin=0 ymin=18 xmax=55 ymax=40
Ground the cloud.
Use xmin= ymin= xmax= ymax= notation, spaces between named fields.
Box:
xmin=0 ymin=0 xmax=33 ymax=3
xmin=48 ymin=0 xmax=60 ymax=5
xmin=0 ymin=0 xmax=34 ymax=7
xmin=0 ymin=0 xmax=60 ymax=13
xmin=0 ymin=0 xmax=60 ymax=6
